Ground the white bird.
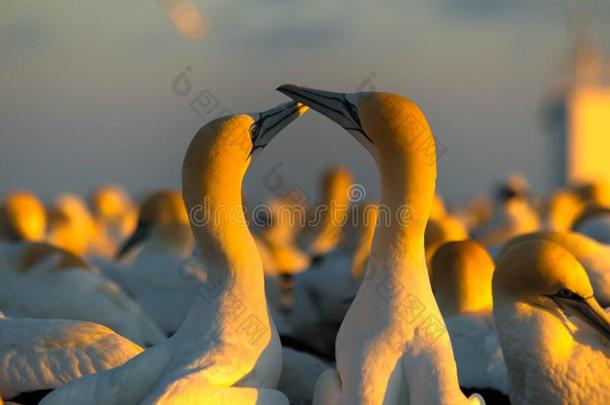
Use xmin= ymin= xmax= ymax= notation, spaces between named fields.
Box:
xmin=0 ymin=192 xmax=46 ymax=243
xmin=277 ymin=347 xmax=331 ymax=405
xmin=0 ymin=311 xmax=142 ymax=401
xmin=288 ymin=203 xmax=378 ymax=356
xmin=110 ymin=190 xmax=201 ymax=335
xmin=279 ymin=85 xmax=483 ymax=405
xmin=576 ymin=213 xmax=610 ymax=244
xmin=541 ymin=188 xmax=584 ymax=232
xmin=258 ymin=198 xmax=310 ymax=276
xmin=297 ymin=167 xmax=354 ymax=259
xmin=40 ymin=101 xmax=308 ymax=405
xmin=493 ymin=239 xmax=610 ymax=404
xmin=430 ymin=241 xmax=508 ymax=397
xmin=424 ymin=215 xmax=469 ymax=266
xmin=90 ymin=185 xmax=138 ymax=257
xmin=0 ymin=242 xmax=165 ymax=347
xmin=475 ymin=175 xmax=539 ymax=247
xmin=504 ymin=231 xmax=610 ymax=307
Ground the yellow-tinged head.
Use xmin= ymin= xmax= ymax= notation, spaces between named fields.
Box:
xmin=494 ymin=240 xmax=610 ymax=340
xmin=182 ymin=102 xmax=307 ymax=261
xmin=544 ymin=188 xmax=584 ymax=231
xmin=278 ymin=85 xmax=438 ymax=238
xmin=116 ymin=189 xmax=189 ymax=258
xmin=430 ymin=240 xmax=494 ymax=316
xmin=0 ymin=191 xmax=46 ymax=242
xmin=322 ymin=166 xmax=353 ymax=206
xmin=140 ymin=190 xmax=189 ymax=226
xmin=425 ymin=216 xmax=469 ymax=264
xmin=47 ymin=193 xmax=97 ymax=256
xmin=279 ymin=86 xmax=435 ymax=165
xmin=92 ymin=184 xmax=132 ymax=220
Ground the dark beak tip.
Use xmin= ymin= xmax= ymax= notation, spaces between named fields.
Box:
xmin=276 ymin=84 xmax=295 ymax=95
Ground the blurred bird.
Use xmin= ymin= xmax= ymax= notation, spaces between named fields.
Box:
xmin=112 ymin=190 xmax=200 ymax=334
xmin=430 ymin=241 xmax=508 ymax=398
xmin=0 ymin=242 xmax=165 ymax=347
xmin=279 ymin=85 xmax=483 ymax=404
xmin=476 ymin=174 xmax=540 ymax=248
xmin=297 ymin=167 xmax=353 ymax=260
xmin=542 ymin=188 xmax=584 ymax=232
xmin=277 ymin=347 xmax=331 ymax=405
xmin=91 ymin=185 xmax=137 ymax=257
xmin=493 ymin=240 xmax=610 ymax=404
xmin=288 ymin=203 xmax=378 ymax=357
xmin=0 ymin=191 xmax=46 ymax=243
xmin=0 ymin=311 xmax=142 ymax=402
xmin=41 ymin=102 xmax=307 ymax=405
xmin=47 ymin=193 xmax=99 ymax=257
xmin=424 ymin=214 xmax=469 ymax=266
xmin=258 ymin=198 xmax=310 ymax=276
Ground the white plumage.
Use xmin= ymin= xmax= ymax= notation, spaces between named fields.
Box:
xmin=0 ymin=243 xmax=165 ymax=347
xmin=0 ymin=312 xmax=142 ymax=400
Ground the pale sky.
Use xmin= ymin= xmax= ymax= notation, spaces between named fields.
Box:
xmin=1 ymin=0 xmax=610 ymax=207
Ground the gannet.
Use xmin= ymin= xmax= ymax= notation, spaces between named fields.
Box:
xmin=288 ymin=203 xmax=378 ymax=357
xmin=0 ymin=311 xmax=142 ymax=401
xmin=475 ymin=175 xmax=539 ymax=247
xmin=47 ymin=193 xmax=99 ymax=257
xmin=279 ymin=85 xmax=483 ymax=405
xmin=40 ymin=101 xmax=307 ymax=405
xmin=424 ymin=216 xmax=468 ymax=267
xmin=0 ymin=242 xmax=165 ymax=347
xmin=575 ymin=213 xmax=610 ymax=244
xmin=258 ymin=198 xmax=310 ymax=276
xmin=493 ymin=240 xmax=610 ymax=404
xmin=297 ymin=167 xmax=353 ymax=259
xmin=257 ymin=198 xmax=311 ymax=337
xmin=278 ymin=347 xmax=331 ymax=405
xmin=91 ymin=185 xmax=137 ymax=256
xmin=454 ymin=194 xmax=493 ymax=233
xmin=542 ymin=188 xmax=584 ymax=232
xmin=430 ymin=241 xmax=508 ymax=397
xmin=111 ymin=190 xmax=200 ymax=334
xmin=503 ymin=231 xmax=610 ymax=307
xmin=572 ymin=179 xmax=610 ymax=208
xmin=0 ymin=192 xmax=46 ymax=242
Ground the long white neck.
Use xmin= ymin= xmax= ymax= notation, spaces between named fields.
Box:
xmin=493 ymin=300 xmax=574 ymax=400
xmin=365 ymin=131 xmax=434 ymax=289
xmin=359 ymin=98 xmax=472 ymax=403
xmin=179 ymin=133 xmax=270 ymax=336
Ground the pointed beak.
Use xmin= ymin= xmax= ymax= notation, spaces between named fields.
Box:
xmin=249 ymin=101 xmax=308 ymax=157
xmin=116 ymin=221 xmax=151 ymax=259
xmin=555 ymin=295 xmax=610 ymax=340
xmin=277 ymin=84 xmax=366 ymax=138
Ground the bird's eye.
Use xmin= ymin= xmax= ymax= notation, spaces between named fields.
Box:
xmin=557 ymin=288 xmax=574 ymax=298
xmin=249 ymin=124 xmax=259 ymax=138
xmin=349 ymin=104 xmax=358 ymax=116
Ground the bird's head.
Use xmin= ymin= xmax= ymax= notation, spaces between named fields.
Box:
xmin=277 ymin=85 xmax=434 ymax=166
xmin=494 ymin=239 xmax=610 ymax=340
xmin=117 ymin=190 xmax=189 ymax=258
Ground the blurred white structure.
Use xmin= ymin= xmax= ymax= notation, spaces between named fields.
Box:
xmin=546 ymin=30 xmax=610 ymax=186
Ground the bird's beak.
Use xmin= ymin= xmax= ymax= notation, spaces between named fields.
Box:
xmin=554 ymin=295 xmax=610 ymax=340
xmin=276 ymin=84 xmax=368 ymax=140
xmin=116 ymin=221 xmax=151 ymax=259
xmin=249 ymin=101 xmax=308 ymax=158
